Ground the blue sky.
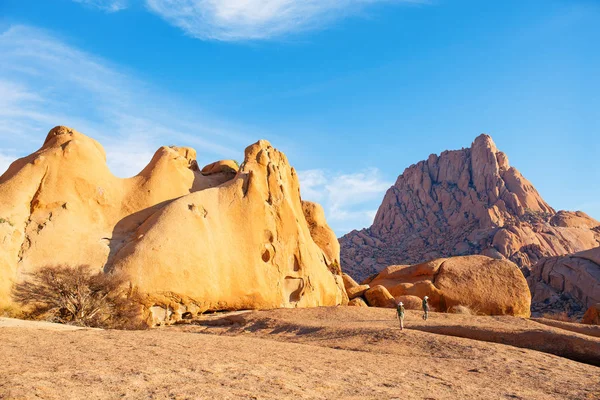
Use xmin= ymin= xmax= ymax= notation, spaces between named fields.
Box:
xmin=0 ymin=0 xmax=598 ymax=235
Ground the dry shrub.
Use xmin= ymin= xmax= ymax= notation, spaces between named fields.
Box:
xmin=448 ymin=305 xmax=479 ymax=315
xmin=542 ymin=311 xmax=577 ymax=323
xmin=0 ymin=304 xmax=24 ymax=318
xmin=12 ymin=265 xmax=147 ymax=329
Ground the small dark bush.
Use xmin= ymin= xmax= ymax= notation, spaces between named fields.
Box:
xmin=13 ymin=265 xmax=147 ymax=329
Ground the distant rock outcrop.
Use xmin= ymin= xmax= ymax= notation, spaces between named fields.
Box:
xmin=0 ymin=126 xmax=346 ymax=321
xmin=367 ymin=255 xmax=531 ymax=317
xmin=529 ymin=247 xmax=600 ymax=318
xmin=340 ymin=134 xmax=600 ymax=282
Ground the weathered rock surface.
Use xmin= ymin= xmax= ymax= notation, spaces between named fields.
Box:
xmin=346 ymin=285 xmax=370 ymax=300
xmin=302 ymin=201 xmax=341 ymax=274
xmin=341 ymin=273 xmax=359 ymax=291
xmin=528 ymin=247 xmax=600 ymax=318
xmin=347 ymin=297 xmax=368 ymax=307
xmin=200 ymin=160 xmax=239 ymax=175
xmin=582 ymin=304 xmax=600 ymax=325
xmin=395 ymin=295 xmax=422 ymax=310
xmin=340 ymin=134 xmax=600 ymax=282
xmin=0 ymin=126 xmax=346 ymax=319
xmin=364 ymin=285 xmax=396 ymax=308
xmin=369 ymin=255 xmax=531 ymax=317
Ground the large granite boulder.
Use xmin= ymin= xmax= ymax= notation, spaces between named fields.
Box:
xmin=364 ymin=285 xmax=396 ymax=308
xmin=369 ymin=255 xmax=531 ymax=317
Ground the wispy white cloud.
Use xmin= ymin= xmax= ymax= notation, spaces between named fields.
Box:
xmin=0 ymin=25 xmax=255 ymax=177
xmin=72 ymin=0 xmax=128 ymax=12
xmin=298 ymin=168 xmax=391 ymax=235
xmin=72 ymin=0 xmax=426 ymax=41
xmin=0 ymin=24 xmax=388 ymax=234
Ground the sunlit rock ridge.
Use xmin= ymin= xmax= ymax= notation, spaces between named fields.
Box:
xmin=0 ymin=126 xmax=347 ymax=322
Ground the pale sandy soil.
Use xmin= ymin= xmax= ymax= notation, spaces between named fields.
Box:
xmin=1 ymin=307 xmax=599 ymax=400
xmin=0 ymin=317 xmax=91 ymax=331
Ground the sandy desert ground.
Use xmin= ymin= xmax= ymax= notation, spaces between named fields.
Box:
xmin=1 ymin=307 xmax=599 ymax=400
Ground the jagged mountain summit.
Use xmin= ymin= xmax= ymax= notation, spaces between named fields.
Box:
xmin=340 ymin=134 xmax=600 ymax=282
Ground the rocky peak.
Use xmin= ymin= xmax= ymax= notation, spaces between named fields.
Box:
xmin=341 ymin=134 xmax=599 ymax=282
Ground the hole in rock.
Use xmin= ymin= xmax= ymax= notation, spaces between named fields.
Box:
xmin=262 ymin=248 xmax=271 ymax=263
xmin=292 ymin=255 xmax=301 ymax=272
xmin=264 ymin=230 xmax=274 ymax=243
xmin=284 ymin=277 xmax=305 ymax=303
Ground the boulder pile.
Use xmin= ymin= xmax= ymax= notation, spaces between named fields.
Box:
xmin=340 ymin=134 xmax=600 ymax=283
xmin=343 ymin=273 xmax=396 ymax=309
xmin=529 ymin=247 xmax=600 ymax=318
xmin=363 ymin=255 xmax=532 ymax=317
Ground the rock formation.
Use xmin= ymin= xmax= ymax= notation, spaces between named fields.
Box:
xmin=582 ymin=304 xmax=600 ymax=325
xmin=367 ymin=255 xmax=532 ymax=317
xmin=346 ymin=284 xmax=370 ymax=300
xmin=347 ymin=297 xmax=368 ymax=307
xmin=528 ymin=247 xmax=600 ymax=318
xmin=395 ymin=295 xmax=422 ymax=310
xmin=363 ymin=285 xmax=397 ymax=308
xmin=340 ymin=134 xmax=600 ymax=282
xmin=0 ymin=126 xmax=346 ymax=321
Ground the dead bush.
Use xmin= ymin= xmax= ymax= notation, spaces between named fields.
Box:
xmin=448 ymin=305 xmax=479 ymax=315
xmin=12 ymin=265 xmax=147 ymax=329
xmin=0 ymin=304 xmax=24 ymax=318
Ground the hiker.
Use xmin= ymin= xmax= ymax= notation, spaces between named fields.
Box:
xmin=396 ymin=301 xmax=405 ymax=330
xmin=422 ymin=296 xmax=430 ymax=320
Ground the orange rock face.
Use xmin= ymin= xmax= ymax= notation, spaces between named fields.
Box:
xmin=529 ymin=247 xmax=600 ymax=315
xmin=347 ymin=297 xmax=368 ymax=307
xmin=364 ymin=285 xmax=397 ymax=308
xmin=395 ymin=295 xmax=422 ymax=310
xmin=369 ymin=255 xmax=531 ymax=317
xmin=346 ymin=285 xmax=370 ymax=300
xmin=340 ymin=134 xmax=600 ymax=282
xmin=0 ymin=127 xmax=346 ymax=319
xmin=302 ymin=201 xmax=341 ymax=273
xmin=341 ymin=273 xmax=360 ymax=291
xmin=582 ymin=304 xmax=600 ymax=325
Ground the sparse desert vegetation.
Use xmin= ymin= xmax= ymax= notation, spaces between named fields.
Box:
xmin=448 ymin=305 xmax=479 ymax=315
xmin=12 ymin=265 xmax=145 ymax=329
